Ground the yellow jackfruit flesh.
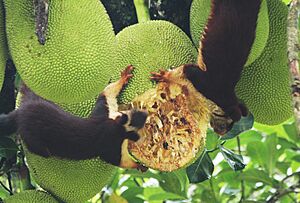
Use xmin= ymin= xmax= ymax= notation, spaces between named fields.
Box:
xmin=236 ymin=0 xmax=292 ymax=125
xmin=0 ymin=0 xmax=8 ymax=91
xmin=190 ymin=0 xmax=269 ymax=66
xmin=16 ymin=94 xmax=116 ymax=203
xmin=4 ymin=190 xmax=59 ymax=203
xmin=127 ymin=80 xmax=209 ymax=171
xmin=116 ymin=20 xmax=198 ymax=104
xmin=4 ymin=0 xmax=116 ymax=103
xmin=115 ymin=21 xmax=208 ymax=171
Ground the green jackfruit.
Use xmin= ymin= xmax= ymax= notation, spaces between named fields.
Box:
xmin=190 ymin=0 xmax=269 ymax=66
xmin=115 ymin=20 xmax=208 ymax=171
xmin=0 ymin=0 xmax=8 ymax=91
xmin=4 ymin=0 xmax=116 ymax=103
xmin=236 ymin=0 xmax=292 ymax=125
xmin=116 ymin=20 xmax=198 ymax=104
xmin=16 ymin=94 xmax=116 ymax=203
xmin=4 ymin=190 xmax=58 ymax=203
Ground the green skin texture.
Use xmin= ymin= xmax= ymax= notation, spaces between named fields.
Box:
xmin=116 ymin=20 xmax=198 ymax=104
xmin=115 ymin=20 xmax=206 ymax=170
xmin=190 ymin=0 xmax=270 ymax=66
xmin=4 ymin=190 xmax=59 ymax=203
xmin=0 ymin=0 xmax=8 ymax=91
xmin=4 ymin=0 xmax=116 ymax=104
xmin=16 ymin=93 xmax=116 ymax=203
xmin=235 ymin=0 xmax=292 ymax=125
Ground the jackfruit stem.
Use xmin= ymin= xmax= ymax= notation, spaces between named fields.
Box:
xmin=134 ymin=0 xmax=151 ymax=22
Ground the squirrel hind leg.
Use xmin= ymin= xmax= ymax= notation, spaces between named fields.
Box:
xmin=210 ymin=109 xmax=234 ymax=135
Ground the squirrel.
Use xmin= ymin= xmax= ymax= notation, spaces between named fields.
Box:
xmin=0 ymin=65 xmax=147 ymax=169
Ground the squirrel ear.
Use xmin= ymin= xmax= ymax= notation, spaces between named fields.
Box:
xmin=115 ymin=114 xmax=129 ymax=125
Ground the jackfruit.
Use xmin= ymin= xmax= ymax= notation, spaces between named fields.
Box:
xmin=115 ymin=20 xmax=198 ymax=104
xmin=235 ymin=0 xmax=292 ymax=125
xmin=4 ymin=190 xmax=59 ymax=203
xmin=16 ymin=94 xmax=116 ymax=203
xmin=0 ymin=0 xmax=8 ymax=91
xmin=190 ymin=0 xmax=269 ymax=66
xmin=115 ymin=21 xmax=208 ymax=171
xmin=4 ymin=0 xmax=116 ymax=104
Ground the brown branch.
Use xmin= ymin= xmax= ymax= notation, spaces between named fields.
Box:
xmin=282 ymin=171 xmax=300 ymax=182
xmin=288 ymin=0 xmax=300 ymax=131
xmin=267 ymin=183 xmax=300 ymax=203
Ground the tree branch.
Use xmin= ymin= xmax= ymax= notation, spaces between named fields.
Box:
xmin=282 ymin=171 xmax=300 ymax=182
xmin=267 ymin=183 xmax=300 ymax=203
xmin=0 ymin=181 xmax=13 ymax=196
xmin=288 ymin=0 xmax=300 ymax=131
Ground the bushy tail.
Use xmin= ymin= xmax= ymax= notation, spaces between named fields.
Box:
xmin=0 ymin=111 xmax=17 ymax=136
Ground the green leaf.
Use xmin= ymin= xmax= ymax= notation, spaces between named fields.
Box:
xmin=201 ymin=188 xmax=220 ymax=203
xmin=186 ymin=150 xmax=214 ymax=183
xmin=121 ymin=187 xmax=144 ymax=200
xmin=159 ymin=169 xmax=189 ymax=196
xmin=224 ymin=130 xmax=262 ymax=149
xmin=247 ymin=141 xmax=267 ymax=167
xmin=159 ymin=172 xmax=186 ymax=196
xmin=0 ymin=137 xmax=18 ymax=159
xmin=221 ymin=113 xmax=254 ymax=140
xmin=283 ymin=123 xmax=300 ymax=143
xmin=206 ymin=129 xmax=220 ymax=150
xmin=123 ymin=169 xmax=162 ymax=180
xmin=291 ymin=160 xmax=300 ymax=172
xmin=264 ymin=134 xmax=278 ymax=175
xmin=107 ymin=192 xmax=128 ymax=203
xmin=0 ymin=186 xmax=10 ymax=199
xmin=276 ymin=162 xmax=291 ymax=174
xmin=219 ymin=145 xmax=245 ymax=171
xmin=238 ymin=169 xmax=277 ymax=187
xmin=148 ymin=192 xmax=186 ymax=201
xmin=292 ymin=155 xmax=300 ymax=162
xmin=277 ymin=137 xmax=298 ymax=150
xmin=217 ymin=170 xmax=240 ymax=187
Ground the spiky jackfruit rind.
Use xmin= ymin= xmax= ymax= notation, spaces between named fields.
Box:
xmin=190 ymin=0 xmax=269 ymax=66
xmin=4 ymin=190 xmax=59 ymax=203
xmin=115 ymin=20 xmax=198 ymax=104
xmin=5 ymin=0 xmax=116 ymax=103
xmin=236 ymin=0 xmax=292 ymax=125
xmin=16 ymin=94 xmax=116 ymax=203
xmin=0 ymin=0 xmax=8 ymax=91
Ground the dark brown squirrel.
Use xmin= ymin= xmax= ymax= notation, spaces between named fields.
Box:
xmin=169 ymin=0 xmax=261 ymax=130
xmin=0 ymin=66 xmax=147 ymax=169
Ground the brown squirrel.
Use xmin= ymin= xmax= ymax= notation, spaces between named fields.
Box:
xmin=186 ymin=0 xmax=261 ymax=123
xmin=0 ymin=66 xmax=147 ymax=169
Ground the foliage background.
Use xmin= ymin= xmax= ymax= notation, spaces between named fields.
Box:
xmin=0 ymin=0 xmax=299 ymax=202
